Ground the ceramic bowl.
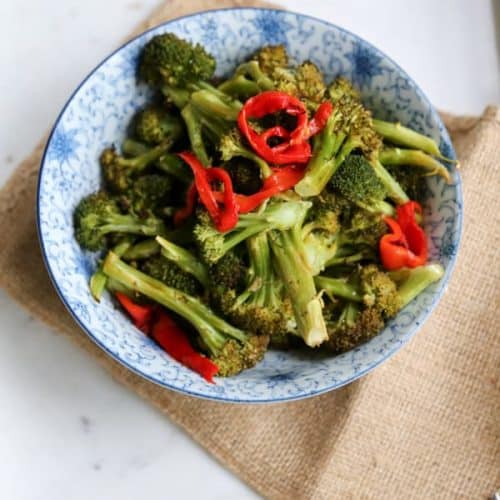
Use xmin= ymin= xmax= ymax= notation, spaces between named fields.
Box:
xmin=37 ymin=8 xmax=462 ymax=402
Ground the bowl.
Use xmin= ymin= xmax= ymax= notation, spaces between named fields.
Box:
xmin=37 ymin=8 xmax=462 ymax=403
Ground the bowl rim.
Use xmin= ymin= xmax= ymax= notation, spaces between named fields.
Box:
xmin=36 ymin=7 xmax=463 ymax=403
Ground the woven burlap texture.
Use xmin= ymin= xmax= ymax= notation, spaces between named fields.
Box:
xmin=0 ymin=1 xmax=499 ymax=498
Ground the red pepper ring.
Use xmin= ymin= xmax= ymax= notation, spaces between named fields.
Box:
xmin=238 ymin=91 xmax=311 ymax=165
xmin=204 ymin=167 xmax=239 ymax=232
xmin=177 ymin=152 xmax=239 ymax=232
xmin=379 ymin=217 xmax=411 ymax=271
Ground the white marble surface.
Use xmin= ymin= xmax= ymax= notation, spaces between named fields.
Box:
xmin=0 ymin=1 xmax=498 ymax=498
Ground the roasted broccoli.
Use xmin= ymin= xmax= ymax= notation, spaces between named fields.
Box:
xmin=74 ymin=192 xmax=166 ymax=251
xmin=194 ymin=199 xmax=311 ymax=264
xmin=100 ymin=140 xmax=172 ymax=193
xmin=330 ymin=155 xmax=395 ymax=216
xmin=134 ymin=106 xmax=183 ymax=145
xmin=103 ymin=252 xmax=268 ymax=376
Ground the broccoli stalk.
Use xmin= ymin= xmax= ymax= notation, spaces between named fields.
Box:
xmin=269 ymin=225 xmax=328 ymax=347
xmin=314 ymin=276 xmax=363 ymax=302
xmin=194 ymin=199 xmax=312 ymax=264
xmin=155 ymin=153 xmax=192 ymax=184
xmin=155 ymin=235 xmax=209 ymax=287
xmin=103 ymin=252 xmax=268 ymax=376
xmin=378 ymin=147 xmax=451 ymax=183
xmin=89 ymin=237 xmax=134 ymax=302
xmin=372 ymin=119 xmax=455 ymax=162
xmin=122 ymin=239 xmax=160 ymax=260
xmin=74 ymin=192 xmax=167 ymax=252
xmin=388 ymin=263 xmax=444 ymax=308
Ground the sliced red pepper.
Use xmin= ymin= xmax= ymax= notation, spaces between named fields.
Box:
xmin=238 ymin=91 xmax=311 ymax=164
xmin=177 ymin=152 xmax=239 ymax=232
xmin=115 ymin=292 xmax=156 ymax=334
xmin=308 ymin=101 xmax=333 ymax=137
xmin=379 ymin=201 xmax=428 ymax=270
xmin=396 ymin=201 xmax=428 ymax=267
xmin=213 ymin=165 xmax=306 ymax=213
xmin=174 ymin=181 xmax=197 ymax=227
xmin=152 ymin=311 xmax=219 ymax=383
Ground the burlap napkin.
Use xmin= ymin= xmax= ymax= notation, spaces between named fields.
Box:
xmin=1 ymin=1 xmax=499 ymax=498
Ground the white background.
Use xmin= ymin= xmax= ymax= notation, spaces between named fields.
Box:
xmin=0 ymin=1 xmax=498 ymax=499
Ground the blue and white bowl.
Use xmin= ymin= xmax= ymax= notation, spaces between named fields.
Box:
xmin=37 ymin=8 xmax=462 ymax=403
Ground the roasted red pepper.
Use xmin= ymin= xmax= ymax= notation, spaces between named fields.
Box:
xmin=115 ymin=292 xmax=155 ymax=334
xmin=214 ymin=165 xmax=306 ymax=213
xmin=174 ymin=181 xmax=197 ymax=227
xmin=237 ymin=91 xmax=333 ymax=165
xmin=379 ymin=201 xmax=428 ymax=270
xmin=237 ymin=91 xmax=311 ymax=164
xmin=307 ymin=101 xmax=333 ymax=137
xmin=151 ymin=311 xmax=219 ymax=383
xmin=177 ymin=152 xmax=239 ymax=232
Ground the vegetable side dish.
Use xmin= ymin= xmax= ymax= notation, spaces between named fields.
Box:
xmin=74 ymin=33 xmax=451 ymax=382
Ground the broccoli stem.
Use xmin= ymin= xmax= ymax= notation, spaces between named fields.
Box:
xmin=372 ymin=119 xmax=454 ymax=162
xmin=120 ymin=140 xmax=173 ymax=171
xmin=98 ymin=214 xmax=166 ymax=239
xmin=294 ymin=115 xmax=344 ymax=197
xmin=370 ymin=158 xmax=409 ymax=204
xmin=190 ymin=90 xmax=241 ymax=122
xmin=181 ymin=104 xmax=210 ymax=166
xmin=156 ymin=236 xmax=209 ymax=287
xmin=389 ymin=263 xmax=444 ymax=308
xmin=90 ymin=238 xmax=133 ymax=302
xmin=156 ymin=154 xmax=192 ymax=184
xmin=269 ymin=228 xmax=328 ymax=347
xmin=102 ymin=252 xmax=247 ymax=354
xmin=218 ymin=75 xmax=261 ymax=97
xmin=161 ymin=85 xmax=191 ymax=109
xmin=122 ymin=239 xmax=160 ymax=260
xmin=378 ymin=148 xmax=451 ymax=183
xmin=122 ymin=138 xmax=150 ymax=157
xmin=325 ymin=248 xmax=376 ymax=267
xmin=314 ymin=276 xmax=363 ymax=302
xmin=235 ymin=61 xmax=275 ymax=91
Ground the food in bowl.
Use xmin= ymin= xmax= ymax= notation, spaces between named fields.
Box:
xmin=72 ymin=32 xmax=451 ymax=383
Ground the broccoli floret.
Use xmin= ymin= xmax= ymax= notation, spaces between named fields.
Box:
xmin=208 ymin=251 xmax=247 ymax=291
xmin=324 ymin=301 xmax=385 ymax=353
xmin=100 ymin=140 xmax=172 ymax=193
xmin=74 ymin=192 xmax=166 ymax=252
xmin=327 ymin=76 xmax=361 ymax=103
xmin=358 ymin=264 xmax=401 ymax=317
xmin=194 ymin=199 xmax=311 ymax=264
xmin=330 ymin=155 xmax=394 ymax=216
xmin=155 ymin=235 xmax=209 ymax=287
xmin=253 ymin=44 xmax=289 ymax=74
xmin=295 ymin=61 xmax=327 ymax=105
xmin=214 ymin=233 xmax=296 ymax=339
xmin=140 ymin=254 xmax=200 ymax=295
xmin=138 ymin=33 xmax=216 ymax=87
xmin=103 ymin=252 xmax=268 ymax=376
xmin=118 ymin=174 xmax=172 ymax=218
xmin=134 ymin=106 xmax=183 ymax=145
xmin=219 ymin=129 xmax=272 ymax=179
